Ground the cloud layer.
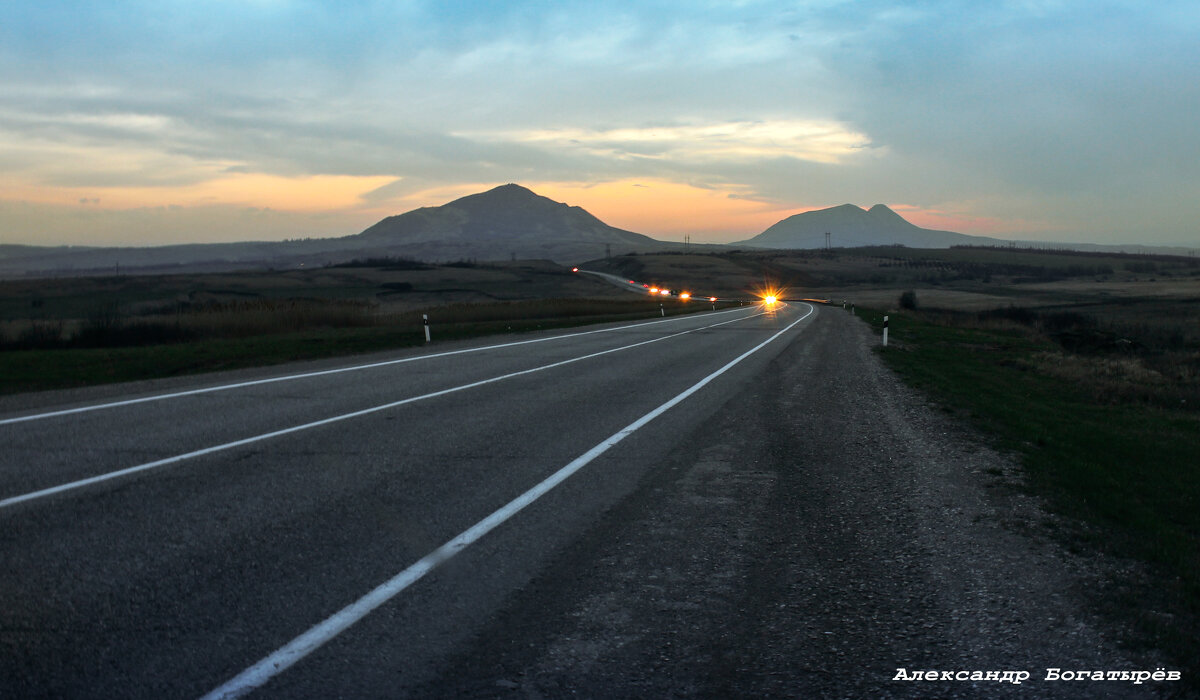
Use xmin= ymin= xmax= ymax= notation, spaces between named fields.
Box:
xmin=2 ymin=1 xmax=1197 ymax=246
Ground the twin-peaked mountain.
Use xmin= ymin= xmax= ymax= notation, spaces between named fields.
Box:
xmin=738 ymin=203 xmax=997 ymax=249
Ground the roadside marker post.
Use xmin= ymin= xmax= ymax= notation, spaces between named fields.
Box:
xmin=883 ymin=315 xmax=889 ymax=347
xmin=423 ymin=314 xmax=431 ymax=343
xmin=660 ymin=303 xmax=665 ymax=317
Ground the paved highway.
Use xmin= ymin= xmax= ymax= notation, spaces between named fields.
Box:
xmin=0 ymin=301 xmax=816 ymax=698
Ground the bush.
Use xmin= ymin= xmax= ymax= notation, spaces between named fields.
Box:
xmin=899 ymin=290 xmax=918 ymax=310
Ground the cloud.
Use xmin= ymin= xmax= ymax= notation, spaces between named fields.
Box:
xmin=0 ymin=198 xmax=377 ymax=246
xmin=7 ymin=171 xmax=397 ymax=213
xmin=475 ymin=120 xmax=879 ymax=165
xmin=806 ymin=0 xmax=1200 ymax=239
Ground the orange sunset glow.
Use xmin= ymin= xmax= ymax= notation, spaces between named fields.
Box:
xmin=528 ymin=180 xmax=806 ymax=241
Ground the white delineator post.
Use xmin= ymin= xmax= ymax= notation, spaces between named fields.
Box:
xmin=660 ymin=303 xmax=665 ymax=317
xmin=883 ymin=315 xmax=889 ymax=347
xmin=423 ymin=314 xmax=431 ymax=343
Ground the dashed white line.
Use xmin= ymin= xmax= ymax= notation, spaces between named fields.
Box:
xmin=0 ymin=306 xmax=750 ymax=426
xmin=0 ymin=308 xmax=767 ymax=511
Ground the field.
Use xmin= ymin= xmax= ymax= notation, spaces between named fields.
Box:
xmin=0 ymin=258 xmax=725 ymax=394
xmin=5 ymin=247 xmax=1197 ymax=392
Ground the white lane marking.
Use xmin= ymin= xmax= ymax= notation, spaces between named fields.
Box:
xmin=199 ymin=303 xmax=815 ymax=700
xmin=0 ymin=309 xmax=769 ymax=511
xmin=0 ymin=307 xmax=750 ymax=427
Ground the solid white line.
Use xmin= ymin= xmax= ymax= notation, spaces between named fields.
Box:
xmin=0 ymin=307 xmax=750 ymax=427
xmin=0 ymin=309 xmax=767 ymax=511
xmin=199 ymin=303 xmax=815 ymax=700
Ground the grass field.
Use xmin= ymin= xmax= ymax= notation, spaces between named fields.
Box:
xmin=0 ymin=295 xmax=723 ymax=395
xmin=860 ymin=305 xmax=1199 ymax=686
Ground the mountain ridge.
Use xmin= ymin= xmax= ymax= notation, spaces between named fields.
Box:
xmin=3 ymin=185 xmax=1193 ymax=278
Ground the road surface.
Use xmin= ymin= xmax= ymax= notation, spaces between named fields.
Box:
xmin=0 ymin=303 xmax=1166 ymax=698
xmin=1 ymin=302 xmax=807 ymax=697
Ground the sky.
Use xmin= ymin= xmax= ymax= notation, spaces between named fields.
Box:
xmin=2 ymin=0 xmax=1198 ymax=248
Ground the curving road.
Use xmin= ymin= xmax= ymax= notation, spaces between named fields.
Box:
xmin=0 ymin=301 xmax=817 ymax=698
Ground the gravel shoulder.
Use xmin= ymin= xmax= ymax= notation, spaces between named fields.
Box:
xmin=417 ymin=307 xmax=1173 ymax=698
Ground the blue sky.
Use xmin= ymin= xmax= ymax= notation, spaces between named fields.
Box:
xmin=2 ymin=0 xmax=1198 ymax=247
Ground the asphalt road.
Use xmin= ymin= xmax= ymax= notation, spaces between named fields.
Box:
xmin=0 ymin=301 xmax=820 ymax=698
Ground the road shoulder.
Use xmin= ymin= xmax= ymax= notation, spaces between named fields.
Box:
xmin=418 ymin=308 xmax=1169 ymax=698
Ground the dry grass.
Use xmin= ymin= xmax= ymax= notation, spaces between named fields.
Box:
xmin=178 ymin=299 xmax=378 ymax=338
xmin=0 ymin=299 xmax=380 ymax=349
xmin=871 ymin=309 xmax=1200 ymax=686
xmin=888 ymin=301 xmax=1200 ymax=414
xmin=1024 ymin=350 xmax=1200 ymax=410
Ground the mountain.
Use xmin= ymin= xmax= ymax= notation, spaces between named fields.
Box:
xmin=0 ymin=185 xmax=675 ymax=277
xmin=739 ymin=203 xmax=1005 ymax=249
xmin=352 ymin=184 xmax=669 ymax=262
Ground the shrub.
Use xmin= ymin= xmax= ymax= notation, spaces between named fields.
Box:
xmin=899 ymin=290 xmax=918 ymax=310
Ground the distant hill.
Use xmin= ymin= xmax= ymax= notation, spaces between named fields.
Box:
xmin=739 ymin=203 xmax=1005 ymax=249
xmin=352 ymin=183 xmax=670 ymax=262
xmin=0 ymin=185 xmax=676 ymax=277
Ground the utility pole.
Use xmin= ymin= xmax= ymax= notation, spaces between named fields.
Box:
xmin=605 ymin=243 xmax=611 ymax=258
